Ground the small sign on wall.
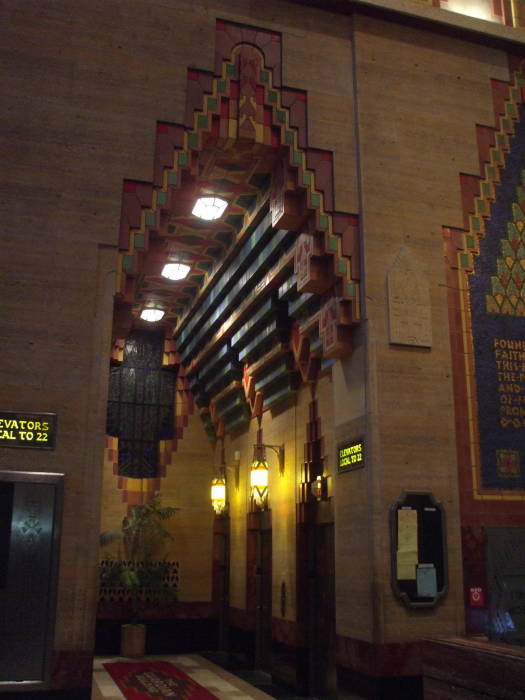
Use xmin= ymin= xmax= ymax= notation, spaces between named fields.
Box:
xmin=0 ymin=411 xmax=57 ymax=450
xmin=390 ymin=491 xmax=448 ymax=608
xmin=337 ymin=439 xmax=364 ymax=473
xmin=469 ymin=586 xmax=485 ymax=607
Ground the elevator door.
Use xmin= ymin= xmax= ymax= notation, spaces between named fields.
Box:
xmin=255 ymin=527 xmax=272 ymax=669
xmin=246 ymin=511 xmax=272 ymax=670
xmin=312 ymin=521 xmax=336 ymax=696
xmin=0 ymin=471 xmax=63 ymax=686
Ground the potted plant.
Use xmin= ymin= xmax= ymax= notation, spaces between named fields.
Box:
xmin=99 ymin=494 xmax=179 ymax=657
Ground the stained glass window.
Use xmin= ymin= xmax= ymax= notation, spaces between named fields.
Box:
xmin=107 ymin=330 xmax=175 ymax=478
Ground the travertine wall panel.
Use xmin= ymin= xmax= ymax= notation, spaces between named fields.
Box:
xmin=332 ymin=326 xmax=372 ymax=640
xmin=160 ymin=421 xmax=216 ymax=602
xmin=352 ymin=14 xmax=510 ymax=642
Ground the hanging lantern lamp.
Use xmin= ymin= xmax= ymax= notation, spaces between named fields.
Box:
xmin=250 ymin=444 xmax=269 ymax=509
xmin=211 ymin=475 xmax=227 ymax=514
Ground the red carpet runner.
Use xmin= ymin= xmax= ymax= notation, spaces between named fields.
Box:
xmin=103 ymin=661 xmax=220 ymax=700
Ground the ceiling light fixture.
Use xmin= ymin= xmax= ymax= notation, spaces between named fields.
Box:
xmin=140 ymin=308 xmax=165 ymax=322
xmin=192 ymin=196 xmax=228 ymax=221
xmin=161 ymin=262 xmax=191 ymax=281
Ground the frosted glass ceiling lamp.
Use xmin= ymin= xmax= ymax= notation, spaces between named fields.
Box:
xmin=161 ymin=262 xmax=191 ymax=281
xmin=192 ymin=196 xmax=228 ymax=221
xmin=140 ymin=308 xmax=165 ymax=322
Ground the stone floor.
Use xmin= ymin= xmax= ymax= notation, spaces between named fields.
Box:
xmin=92 ymin=654 xmax=277 ymax=700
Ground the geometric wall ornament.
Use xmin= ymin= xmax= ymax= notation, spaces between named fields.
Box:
xmin=445 ymin=68 xmax=525 ymax=501
xmin=444 ymin=68 xmax=525 ymax=638
xmin=106 ymin=334 xmax=190 ymax=507
xmin=115 ymin=19 xmax=361 ymax=440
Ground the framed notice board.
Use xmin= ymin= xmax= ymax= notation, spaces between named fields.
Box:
xmin=390 ymin=491 xmax=448 ymax=608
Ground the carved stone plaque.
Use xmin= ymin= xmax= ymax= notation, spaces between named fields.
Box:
xmin=387 ymin=247 xmax=432 ymax=347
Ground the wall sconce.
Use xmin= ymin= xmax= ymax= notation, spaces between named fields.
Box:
xmin=140 ymin=307 xmax=165 ymax=322
xmin=192 ymin=196 xmax=228 ymax=221
xmin=311 ymin=475 xmax=323 ymax=501
xmin=211 ymin=475 xmax=227 ymax=514
xmin=249 ymin=442 xmax=285 ymax=509
xmin=250 ymin=446 xmax=269 ymax=509
xmin=211 ymin=440 xmax=227 ymax=515
xmin=161 ymin=262 xmax=191 ymax=281
xmin=260 ymin=443 xmax=285 ymax=475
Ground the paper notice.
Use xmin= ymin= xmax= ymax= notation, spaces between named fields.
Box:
xmin=417 ymin=564 xmax=437 ymax=597
xmin=396 ymin=549 xmax=417 ymax=580
xmin=396 ymin=508 xmax=418 ymax=580
xmin=397 ymin=508 xmax=418 ymax=552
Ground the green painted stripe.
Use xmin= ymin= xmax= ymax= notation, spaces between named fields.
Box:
xmin=346 ymin=282 xmax=356 ymax=298
xmin=328 ymin=236 xmax=338 ymax=252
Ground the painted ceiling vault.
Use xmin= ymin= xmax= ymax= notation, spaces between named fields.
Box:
xmin=113 ymin=19 xmax=361 ymax=445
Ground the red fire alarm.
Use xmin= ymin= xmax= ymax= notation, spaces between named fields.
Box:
xmin=469 ymin=587 xmax=485 ymax=607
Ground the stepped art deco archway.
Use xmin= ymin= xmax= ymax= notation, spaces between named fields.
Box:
xmin=106 ymin=19 xmax=361 ymax=505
